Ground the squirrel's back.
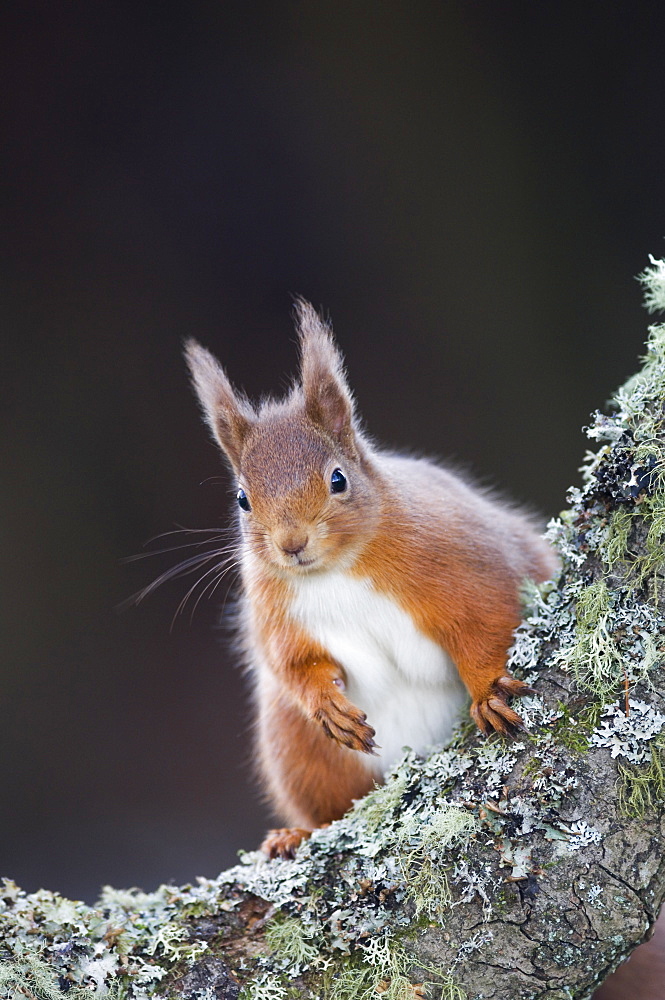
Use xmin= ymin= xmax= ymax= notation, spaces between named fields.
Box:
xmin=370 ymin=450 xmax=556 ymax=583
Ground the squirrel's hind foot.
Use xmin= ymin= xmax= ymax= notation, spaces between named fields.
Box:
xmin=261 ymin=827 xmax=312 ymax=860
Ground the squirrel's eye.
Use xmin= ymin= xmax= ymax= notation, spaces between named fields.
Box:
xmin=330 ymin=468 xmax=347 ymax=494
xmin=237 ymin=488 xmax=251 ymax=512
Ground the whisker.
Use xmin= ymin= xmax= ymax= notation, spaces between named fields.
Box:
xmin=140 ymin=523 xmax=236 ymax=544
xmin=125 ymin=548 xmax=237 ymax=608
xmin=171 ymin=557 xmax=242 ymax=628
xmin=182 ymin=558 xmax=243 ymax=625
xmin=124 ymin=536 xmax=231 ymax=563
xmin=149 ymin=523 xmax=233 ymax=539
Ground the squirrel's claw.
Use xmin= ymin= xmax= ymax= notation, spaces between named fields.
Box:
xmin=471 ymin=675 xmax=531 ymax=737
xmin=261 ymin=827 xmax=311 ymax=860
xmin=495 ymin=675 xmax=536 ymax=698
xmin=315 ymin=698 xmax=378 ymax=755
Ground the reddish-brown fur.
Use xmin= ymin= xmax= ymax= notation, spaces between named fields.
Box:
xmin=186 ymin=302 xmax=557 ymax=859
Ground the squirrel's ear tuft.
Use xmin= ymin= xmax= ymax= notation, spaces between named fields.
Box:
xmin=184 ymin=339 xmax=254 ymax=471
xmin=295 ymin=300 xmax=357 ymax=452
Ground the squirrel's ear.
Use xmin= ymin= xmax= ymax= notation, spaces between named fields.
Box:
xmin=296 ymin=300 xmax=357 ymax=452
xmin=184 ymin=340 xmax=254 ymax=471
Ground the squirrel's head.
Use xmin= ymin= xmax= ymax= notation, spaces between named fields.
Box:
xmin=185 ymin=302 xmax=380 ymax=574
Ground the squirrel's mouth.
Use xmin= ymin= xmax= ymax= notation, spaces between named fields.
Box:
xmin=293 ymin=556 xmax=316 ymax=568
xmin=279 ymin=552 xmax=320 ymax=572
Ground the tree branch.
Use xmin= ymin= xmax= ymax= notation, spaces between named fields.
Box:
xmin=4 ymin=260 xmax=665 ymax=999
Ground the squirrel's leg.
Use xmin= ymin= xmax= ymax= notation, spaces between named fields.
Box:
xmin=446 ymin=627 xmax=533 ymax=736
xmin=265 ymin=628 xmax=378 ymax=754
xmin=255 ymin=674 xmax=376 ymax=859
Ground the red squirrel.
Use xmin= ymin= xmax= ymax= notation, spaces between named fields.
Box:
xmin=185 ymin=302 xmax=557 ymax=860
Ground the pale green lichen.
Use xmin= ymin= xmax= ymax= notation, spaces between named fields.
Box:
xmin=0 ymin=954 xmax=124 ymax=1000
xmin=353 ymin=772 xmax=410 ymax=834
xmin=396 ymin=805 xmax=479 ymax=919
xmin=0 ymin=878 xmax=219 ymax=1000
xmin=264 ymin=915 xmax=322 ymax=971
xmin=559 ymin=579 xmax=623 ymax=699
xmin=603 ymin=506 xmax=633 ymax=571
xmin=617 ymin=732 xmax=665 ymax=818
xmin=632 ymin=488 xmax=665 ymax=591
xmin=544 ymin=569 xmax=663 ymax=715
xmin=352 ymin=784 xmax=479 ymax=921
xmin=433 ymin=978 xmax=468 ymax=1000
xmin=335 ymin=936 xmax=413 ymax=1000
xmin=325 ymin=935 xmax=464 ymax=1000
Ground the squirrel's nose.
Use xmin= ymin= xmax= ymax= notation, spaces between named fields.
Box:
xmin=276 ymin=530 xmax=309 ymax=556
xmin=281 ymin=537 xmax=308 ymax=556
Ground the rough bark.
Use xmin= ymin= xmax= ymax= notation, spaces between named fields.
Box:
xmin=4 ymin=259 xmax=665 ymax=1000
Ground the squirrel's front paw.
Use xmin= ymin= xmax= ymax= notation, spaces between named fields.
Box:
xmin=314 ymin=689 xmax=378 ymax=755
xmin=470 ymin=675 xmax=534 ymax=736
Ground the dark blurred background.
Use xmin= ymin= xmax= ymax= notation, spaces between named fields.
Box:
xmin=2 ymin=2 xmax=664 ymax=903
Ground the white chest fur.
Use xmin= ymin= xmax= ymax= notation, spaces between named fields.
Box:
xmin=288 ymin=571 xmax=467 ymax=776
